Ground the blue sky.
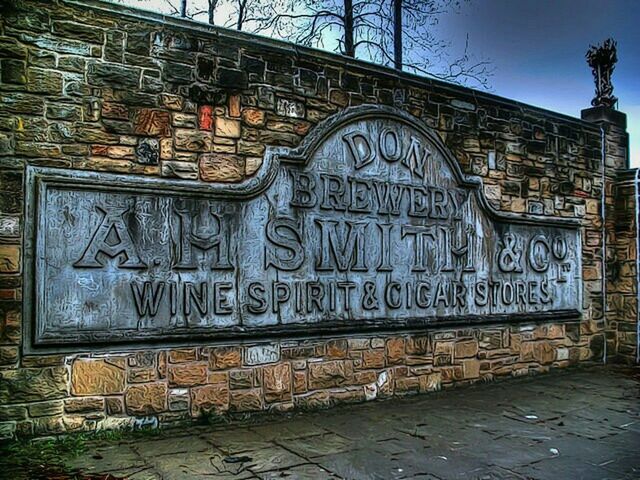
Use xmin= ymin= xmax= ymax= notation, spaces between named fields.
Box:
xmin=434 ymin=0 xmax=639 ymax=167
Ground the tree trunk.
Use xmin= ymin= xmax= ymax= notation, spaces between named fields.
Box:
xmin=237 ymin=0 xmax=246 ymax=30
xmin=343 ymin=0 xmax=355 ymax=57
xmin=208 ymin=0 xmax=216 ymax=25
xmin=393 ymin=0 xmax=402 ymax=70
xmin=180 ymin=0 xmax=187 ymax=17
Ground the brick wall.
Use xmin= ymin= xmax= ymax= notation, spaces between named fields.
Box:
xmin=0 ymin=0 xmax=635 ymax=439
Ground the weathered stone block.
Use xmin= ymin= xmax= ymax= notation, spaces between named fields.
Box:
xmin=0 ymin=132 xmax=14 ymax=156
xmin=168 ymin=388 xmax=189 ymax=411
xmin=163 ymin=62 xmax=193 ymax=84
xmin=308 ymin=360 xmax=352 ymax=389
xmin=229 ymin=95 xmax=241 ymax=117
xmin=104 ymin=30 xmax=125 ymax=63
xmin=419 ymin=372 xmax=442 ymax=392
xmin=217 ymin=68 xmax=248 ymax=90
xmin=175 ymin=128 xmax=212 ymax=152
xmin=454 ymin=340 xmax=479 ymax=359
xmin=52 ymin=21 xmax=105 ymax=44
xmin=229 ymin=369 xmax=253 ymax=389
xmin=0 ymin=93 xmax=44 ymax=115
xmin=71 ymin=358 xmax=126 ymax=396
xmin=263 ymin=363 xmax=292 ymax=402
xmin=533 ymin=341 xmax=556 ymax=364
xmin=160 ymin=93 xmax=183 ymax=111
xmin=406 ymin=336 xmax=430 ymax=355
xmin=1 ymin=59 xmax=27 ymax=84
xmin=133 ymin=108 xmax=171 ymax=136
xmin=244 ymin=156 xmax=263 ymax=176
xmin=199 ymin=153 xmax=244 ymax=182
xmin=27 ymin=400 xmax=64 ymax=418
xmin=209 ymin=346 xmax=242 ymax=370
xmin=126 ymin=31 xmax=150 ymax=56
xmin=162 ymin=160 xmax=198 ymax=180
xmin=325 ymin=339 xmax=348 ymax=359
xmin=0 ymin=367 xmax=68 ymax=403
xmin=214 ymin=117 xmax=241 ymax=138
xmin=0 ymin=37 xmax=27 ymax=59
xmin=0 ymin=346 xmax=19 ymax=366
xmin=479 ymin=331 xmax=502 ymax=350
xmin=167 ymin=364 xmax=208 ymax=387
xmin=0 ymin=405 xmax=28 ymax=421
xmin=386 ymin=338 xmax=406 ymax=365
xmin=74 ymin=126 xmax=120 ymax=144
xmin=293 ymin=370 xmax=307 ymax=394
xmin=242 ymin=108 xmax=266 ymax=127
xmin=361 ymin=349 xmax=385 ymax=369
xmin=128 ymin=368 xmax=156 ymax=383
xmin=462 ymin=359 xmax=481 ymax=379
xmin=245 ymin=344 xmax=280 ymax=366
xmin=64 ymin=397 xmax=105 ymax=414
xmin=125 ymin=383 xmax=167 ymax=415
xmin=168 ymin=348 xmax=198 ymax=363
xmin=198 ymin=105 xmax=214 ymax=130
xmin=46 ymin=103 xmax=81 ymax=121
xmin=229 ymin=389 xmax=263 ymax=412
xmin=0 ymin=421 xmax=16 ymax=440
xmin=171 ymin=112 xmax=197 ymax=129
xmin=106 ymin=397 xmax=124 ymax=415
xmin=87 ymin=61 xmax=140 ymax=88
xmin=276 ymin=98 xmax=305 ymax=118
xmin=191 ymin=384 xmax=229 ymax=413
xmin=135 ymin=138 xmax=160 ymax=165
xmin=0 ymin=245 xmax=20 ymax=273
xmin=395 ymin=376 xmax=420 ymax=394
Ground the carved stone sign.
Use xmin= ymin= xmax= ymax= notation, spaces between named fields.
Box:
xmin=24 ymin=106 xmax=582 ymax=352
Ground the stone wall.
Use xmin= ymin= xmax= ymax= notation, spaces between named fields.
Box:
xmin=0 ymin=0 xmax=635 ymax=439
xmin=609 ymin=169 xmax=639 ymax=363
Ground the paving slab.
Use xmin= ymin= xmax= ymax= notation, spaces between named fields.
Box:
xmin=36 ymin=366 xmax=640 ymax=479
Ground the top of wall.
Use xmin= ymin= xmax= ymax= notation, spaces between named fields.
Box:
xmin=61 ymin=0 xmax=598 ymax=131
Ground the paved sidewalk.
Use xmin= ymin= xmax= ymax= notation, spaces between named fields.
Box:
xmin=11 ymin=366 xmax=640 ymax=479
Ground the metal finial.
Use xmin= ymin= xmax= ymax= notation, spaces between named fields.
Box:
xmin=586 ymin=38 xmax=618 ymax=108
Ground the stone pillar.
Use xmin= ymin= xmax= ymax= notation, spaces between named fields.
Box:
xmin=581 ymin=106 xmax=638 ymax=363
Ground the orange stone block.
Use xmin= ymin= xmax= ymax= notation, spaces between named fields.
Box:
xmin=191 ymin=383 xmax=229 ymax=414
xmin=125 ymin=383 xmax=167 ymax=415
xmin=198 ymin=105 xmax=213 ymax=130
xmin=242 ymin=108 xmax=266 ymax=127
xmin=325 ymin=339 xmax=348 ymax=359
xmin=229 ymin=95 xmax=241 ymax=117
xmin=132 ymin=108 xmax=171 ymax=136
xmin=71 ymin=358 xmax=126 ymax=396
xmin=385 ymin=338 xmax=406 ymax=365
xmin=167 ymin=363 xmax=208 ymax=387
xmin=209 ymin=347 xmax=242 ymax=370
xmin=361 ymin=349 xmax=385 ymax=369
xmin=262 ymin=363 xmax=292 ymax=402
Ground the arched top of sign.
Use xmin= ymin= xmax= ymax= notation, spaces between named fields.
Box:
xmin=268 ymin=104 xmax=580 ymax=229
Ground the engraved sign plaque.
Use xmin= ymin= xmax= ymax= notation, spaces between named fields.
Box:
xmin=24 ymin=106 xmax=582 ymax=352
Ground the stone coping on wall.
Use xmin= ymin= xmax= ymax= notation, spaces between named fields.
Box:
xmin=63 ymin=0 xmax=601 ymax=132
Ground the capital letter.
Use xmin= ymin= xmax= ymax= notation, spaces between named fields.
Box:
xmin=315 ymin=220 xmax=368 ymax=272
xmin=174 ymin=205 xmax=233 ymax=270
xmin=74 ymin=206 xmax=146 ymax=269
xmin=265 ymin=217 xmax=305 ymax=271
xmin=343 ymin=131 xmax=374 ymax=169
